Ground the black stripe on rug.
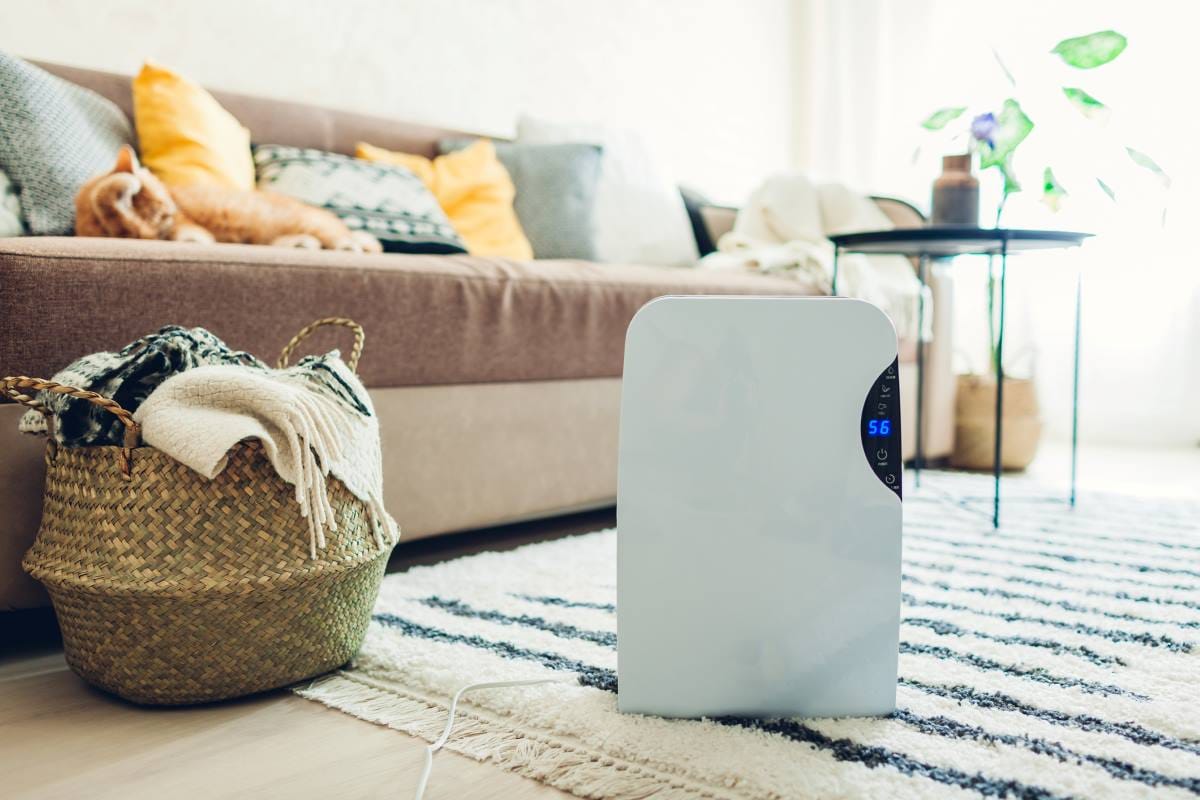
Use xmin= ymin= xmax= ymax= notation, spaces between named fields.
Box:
xmin=905 ymin=545 xmax=1200 ymax=593
xmin=420 ymin=596 xmax=617 ymax=647
xmin=906 ymin=481 xmax=1199 ymax=530
xmin=369 ymin=612 xmax=1070 ymax=800
xmin=512 ymin=593 xmax=616 ymax=612
xmin=889 ymin=708 xmax=1200 ymax=795
xmin=730 ymin=716 xmax=1067 ymax=800
xmin=906 ymin=530 xmax=1195 ymax=578
xmin=903 ymin=572 xmax=1200 ymax=630
xmin=420 ymin=595 xmax=1147 ymax=699
xmin=372 ymin=612 xmax=618 ymax=691
xmin=906 ymin=530 xmax=1200 ymax=580
xmin=896 ymin=641 xmax=1143 ymax=699
xmin=508 ymin=591 xmax=1133 ymax=665
xmin=1026 ymin=526 xmax=1200 ymax=552
xmin=899 ymin=678 xmax=1200 ymax=758
xmin=513 ymin=592 xmax=1160 ymax=694
xmin=908 ymin=516 xmax=1200 ymax=556
xmin=901 ymin=592 xmax=1195 ymax=653
xmin=901 ymin=617 xmax=1126 ymax=667
xmin=906 ymin=560 xmax=1200 ymax=612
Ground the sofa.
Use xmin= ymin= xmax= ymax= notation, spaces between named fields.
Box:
xmin=0 ymin=62 xmax=955 ymax=610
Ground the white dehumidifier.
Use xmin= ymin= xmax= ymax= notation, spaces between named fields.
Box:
xmin=616 ymin=296 xmax=903 ymax=718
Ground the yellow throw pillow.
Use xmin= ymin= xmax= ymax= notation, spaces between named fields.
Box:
xmin=132 ymin=60 xmax=254 ymax=190
xmin=357 ymin=139 xmax=532 ymax=260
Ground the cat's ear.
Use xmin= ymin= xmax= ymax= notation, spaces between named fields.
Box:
xmin=113 ymin=145 xmax=140 ymax=174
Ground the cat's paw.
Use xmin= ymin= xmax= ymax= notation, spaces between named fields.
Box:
xmin=172 ymin=225 xmax=215 ymax=244
xmin=271 ymin=234 xmax=321 ymax=249
xmin=335 ymin=232 xmax=383 ymax=254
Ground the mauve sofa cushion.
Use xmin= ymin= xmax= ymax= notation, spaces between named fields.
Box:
xmin=0 ymin=237 xmax=819 ymax=388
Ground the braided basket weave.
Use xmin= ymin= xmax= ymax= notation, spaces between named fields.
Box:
xmin=2 ymin=318 xmax=391 ymax=705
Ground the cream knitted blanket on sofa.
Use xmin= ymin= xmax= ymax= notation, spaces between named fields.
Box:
xmin=699 ymin=173 xmax=929 ymax=343
xmin=133 ymin=358 xmax=399 ymax=558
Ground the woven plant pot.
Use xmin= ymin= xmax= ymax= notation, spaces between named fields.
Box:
xmin=950 ymin=373 xmax=1042 ymax=472
xmin=3 ymin=318 xmax=392 ymax=705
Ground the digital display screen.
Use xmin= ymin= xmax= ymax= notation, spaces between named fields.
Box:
xmin=866 ymin=419 xmax=892 ymax=437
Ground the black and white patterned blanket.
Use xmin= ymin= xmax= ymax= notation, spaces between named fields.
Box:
xmin=19 ymin=326 xmax=368 ymax=447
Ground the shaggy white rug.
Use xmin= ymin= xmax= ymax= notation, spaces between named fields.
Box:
xmin=297 ymin=473 xmax=1200 ymax=799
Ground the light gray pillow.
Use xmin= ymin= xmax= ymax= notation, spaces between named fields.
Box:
xmin=440 ymin=139 xmax=602 ymax=260
xmin=0 ymin=168 xmax=24 ymax=237
xmin=0 ymin=52 xmax=133 ymax=235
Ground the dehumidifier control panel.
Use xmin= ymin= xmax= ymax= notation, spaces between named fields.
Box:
xmin=860 ymin=357 xmax=902 ymax=498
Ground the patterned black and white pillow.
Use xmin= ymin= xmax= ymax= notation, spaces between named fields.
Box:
xmin=0 ymin=168 xmax=24 ymax=237
xmin=0 ymin=52 xmax=134 ymax=235
xmin=253 ymin=145 xmax=466 ymax=255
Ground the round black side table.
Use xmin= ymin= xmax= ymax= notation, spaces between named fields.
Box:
xmin=828 ymin=227 xmax=1092 ymax=527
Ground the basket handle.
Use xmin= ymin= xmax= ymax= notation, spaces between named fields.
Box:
xmin=1 ymin=376 xmax=140 ymax=477
xmin=277 ymin=317 xmax=365 ymax=373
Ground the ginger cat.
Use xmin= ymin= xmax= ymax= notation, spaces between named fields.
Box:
xmin=75 ymin=145 xmax=381 ymax=252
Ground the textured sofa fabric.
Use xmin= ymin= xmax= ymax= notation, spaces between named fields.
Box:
xmin=0 ymin=237 xmax=817 ymax=388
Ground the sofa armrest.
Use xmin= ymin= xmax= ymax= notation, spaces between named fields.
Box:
xmin=870 ymin=196 xmax=926 ymax=229
xmin=695 ymin=195 xmax=925 ymax=255
xmin=697 ymin=205 xmax=737 ymax=253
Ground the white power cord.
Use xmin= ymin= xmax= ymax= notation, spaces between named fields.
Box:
xmin=413 ymin=677 xmax=577 ymax=800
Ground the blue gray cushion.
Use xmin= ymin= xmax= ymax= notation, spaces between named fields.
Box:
xmin=440 ymin=139 xmax=602 ymax=260
xmin=254 ymin=144 xmax=467 ymax=255
xmin=0 ymin=52 xmax=133 ymax=235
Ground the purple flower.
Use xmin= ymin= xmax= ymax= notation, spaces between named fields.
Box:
xmin=971 ymin=113 xmax=998 ymax=146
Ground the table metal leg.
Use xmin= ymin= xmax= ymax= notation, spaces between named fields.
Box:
xmin=832 ymin=247 xmax=840 ymax=297
xmin=914 ymin=256 xmax=928 ymax=486
xmin=1070 ymin=263 xmax=1082 ymax=507
xmin=992 ymin=241 xmax=1009 ymax=528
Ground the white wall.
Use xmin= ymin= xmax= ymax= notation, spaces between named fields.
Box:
xmin=0 ymin=0 xmax=796 ymax=205
xmin=794 ymin=0 xmax=1200 ymax=447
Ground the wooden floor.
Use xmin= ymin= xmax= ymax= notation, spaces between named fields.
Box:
xmin=1 ymin=658 xmax=573 ymax=799
xmin=0 ymin=508 xmax=614 ymax=800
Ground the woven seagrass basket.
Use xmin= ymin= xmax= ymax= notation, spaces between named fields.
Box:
xmin=2 ymin=318 xmax=392 ymax=705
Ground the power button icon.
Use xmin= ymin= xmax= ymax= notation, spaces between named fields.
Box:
xmin=876 ymin=449 xmax=888 ymax=461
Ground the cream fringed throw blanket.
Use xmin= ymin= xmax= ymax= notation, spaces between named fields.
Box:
xmin=133 ymin=358 xmax=399 ymax=558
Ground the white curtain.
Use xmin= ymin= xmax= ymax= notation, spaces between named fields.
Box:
xmin=795 ymin=0 xmax=1200 ymax=447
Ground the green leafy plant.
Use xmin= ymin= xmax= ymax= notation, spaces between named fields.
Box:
xmin=921 ymin=30 xmax=1167 ymax=225
xmin=1052 ymin=30 xmax=1127 ymax=69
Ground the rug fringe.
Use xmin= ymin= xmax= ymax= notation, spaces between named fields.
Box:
xmin=298 ymin=672 xmax=741 ymax=800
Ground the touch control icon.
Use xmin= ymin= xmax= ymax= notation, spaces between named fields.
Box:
xmin=861 ymin=356 xmax=902 ymax=499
